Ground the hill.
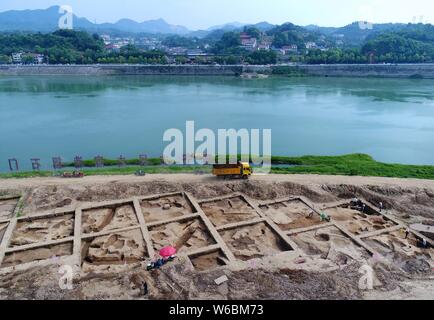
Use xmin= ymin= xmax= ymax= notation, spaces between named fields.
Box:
xmin=0 ymin=6 xmax=189 ymax=35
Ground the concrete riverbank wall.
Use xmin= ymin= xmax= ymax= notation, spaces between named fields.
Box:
xmin=1 ymin=64 xmax=434 ymax=78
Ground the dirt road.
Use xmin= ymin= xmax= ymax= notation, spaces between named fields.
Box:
xmin=1 ymin=173 xmax=434 ymax=190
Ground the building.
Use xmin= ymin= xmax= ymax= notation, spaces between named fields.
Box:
xmin=282 ymin=45 xmax=298 ymax=54
xmin=105 ymin=43 xmax=121 ymax=51
xmin=257 ymin=44 xmax=270 ymax=51
xmin=11 ymin=53 xmax=45 ymax=65
xmin=33 ymin=54 xmax=45 ymax=64
xmin=241 ymin=38 xmax=257 ymax=51
xmin=11 ymin=53 xmax=23 ymax=64
xmin=100 ymin=34 xmax=111 ymax=45
xmin=167 ymin=47 xmax=188 ymax=55
xmin=272 ymin=47 xmax=286 ymax=55
xmin=240 ymin=33 xmax=258 ymax=51
xmin=257 ymin=38 xmax=272 ymax=51
xmin=186 ymin=49 xmax=207 ymax=57
xmin=305 ymin=42 xmax=318 ymax=49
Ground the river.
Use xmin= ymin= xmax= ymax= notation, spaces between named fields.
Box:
xmin=0 ymin=75 xmax=434 ymax=172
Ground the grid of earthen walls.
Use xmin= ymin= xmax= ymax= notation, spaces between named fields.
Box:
xmin=0 ymin=192 xmax=433 ymax=275
xmin=258 ymin=196 xmax=434 ymax=256
xmin=0 ymin=192 xmax=241 ymax=274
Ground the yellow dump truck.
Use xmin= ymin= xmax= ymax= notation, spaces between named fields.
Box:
xmin=212 ymin=162 xmax=253 ymax=179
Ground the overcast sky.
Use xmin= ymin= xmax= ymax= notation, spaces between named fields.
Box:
xmin=1 ymin=0 xmax=432 ymax=30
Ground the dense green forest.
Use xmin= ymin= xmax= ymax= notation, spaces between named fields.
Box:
xmin=361 ymin=24 xmax=434 ymax=63
xmin=1 ymin=23 xmax=434 ymax=65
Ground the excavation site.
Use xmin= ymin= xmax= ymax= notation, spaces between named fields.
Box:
xmin=0 ymin=174 xmax=433 ymax=300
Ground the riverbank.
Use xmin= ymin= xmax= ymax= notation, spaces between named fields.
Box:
xmin=1 ymin=154 xmax=434 ymax=180
xmin=2 ymin=64 xmax=434 ymax=78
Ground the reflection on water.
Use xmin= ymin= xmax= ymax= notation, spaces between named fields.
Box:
xmin=0 ymin=75 xmax=433 ymax=171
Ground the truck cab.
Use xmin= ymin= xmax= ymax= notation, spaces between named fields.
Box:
xmin=240 ymin=162 xmax=253 ymax=177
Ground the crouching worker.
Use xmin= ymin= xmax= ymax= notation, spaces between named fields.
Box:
xmin=320 ymin=212 xmax=331 ymax=222
xmin=147 ymin=246 xmax=178 ymax=271
xmin=147 ymin=255 xmax=176 ymax=271
xmin=417 ymin=238 xmax=430 ymax=249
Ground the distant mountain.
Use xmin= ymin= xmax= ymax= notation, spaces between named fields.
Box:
xmin=98 ymin=18 xmax=189 ymax=34
xmin=247 ymin=22 xmax=275 ymax=32
xmin=0 ymin=6 xmax=189 ymax=35
xmin=0 ymin=6 xmax=94 ymax=32
xmin=304 ymin=24 xmax=338 ymax=34
xmin=0 ymin=5 xmax=422 ymax=44
xmin=189 ymin=21 xmax=275 ymax=39
xmin=306 ymin=22 xmax=407 ymax=46
xmin=207 ymin=22 xmax=246 ymax=31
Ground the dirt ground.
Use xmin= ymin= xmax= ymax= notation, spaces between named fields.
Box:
xmin=10 ymin=214 xmax=74 ymax=247
xmin=0 ymin=198 xmax=18 ymax=220
xmin=149 ymin=218 xmax=215 ymax=254
xmin=324 ymin=206 xmax=396 ymax=236
xmin=291 ymin=226 xmax=370 ymax=264
xmin=141 ymin=194 xmax=196 ymax=223
xmin=220 ymin=222 xmax=291 ymax=261
xmin=200 ymin=196 xmax=259 ymax=227
xmin=260 ymin=199 xmax=325 ymax=230
xmin=0 ymin=174 xmax=433 ymax=300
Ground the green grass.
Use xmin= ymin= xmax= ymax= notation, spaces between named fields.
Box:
xmin=0 ymin=165 xmax=211 ymax=179
xmin=271 ymin=154 xmax=434 ymax=179
xmin=1 ymin=154 xmax=434 ymax=180
xmin=15 ymin=197 xmax=25 ymax=217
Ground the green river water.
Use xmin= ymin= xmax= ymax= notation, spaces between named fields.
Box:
xmin=0 ymin=75 xmax=433 ymax=171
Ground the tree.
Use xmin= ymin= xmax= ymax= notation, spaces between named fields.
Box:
xmin=247 ymin=50 xmax=277 ymax=65
xmin=244 ymin=27 xmax=261 ymax=39
xmin=22 ymin=54 xmax=35 ymax=64
xmin=0 ymin=54 xmax=10 ymax=64
xmin=212 ymin=32 xmax=244 ymax=54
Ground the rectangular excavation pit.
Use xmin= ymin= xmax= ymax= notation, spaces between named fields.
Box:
xmin=81 ymin=228 xmax=147 ymax=273
xmin=149 ymin=218 xmax=216 ymax=255
xmin=1 ymin=242 xmax=73 ymax=268
xmin=189 ymin=249 xmax=228 ymax=272
xmin=200 ymin=196 xmax=259 ymax=228
xmin=291 ymin=226 xmax=370 ymax=264
xmin=260 ymin=199 xmax=325 ymax=231
xmin=0 ymin=197 xmax=19 ymax=220
xmin=364 ymin=231 xmax=434 ymax=274
xmin=219 ymin=222 xmax=292 ymax=261
xmin=9 ymin=213 xmax=74 ymax=248
xmin=364 ymin=230 xmax=434 ymax=259
xmin=323 ymin=203 xmax=396 ymax=237
xmin=82 ymin=203 xmax=139 ymax=235
xmin=0 ymin=223 xmax=8 ymax=243
xmin=140 ymin=194 xmax=196 ymax=223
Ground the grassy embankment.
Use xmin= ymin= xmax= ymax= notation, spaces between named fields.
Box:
xmin=1 ymin=154 xmax=434 ymax=180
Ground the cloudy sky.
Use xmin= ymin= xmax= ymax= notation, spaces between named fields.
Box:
xmin=0 ymin=0 xmax=432 ymax=30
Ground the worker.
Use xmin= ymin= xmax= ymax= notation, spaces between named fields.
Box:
xmin=308 ymin=210 xmax=315 ymax=219
xmin=417 ymin=238 xmax=429 ymax=249
xmin=146 ymin=254 xmax=176 ymax=271
xmin=379 ymin=202 xmax=383 ymax=212
xmin=147 ymin=253 xmax=166 ymax=271
xmin=362 ymin=204 xmax=366 ymax=213
xmin=143 ymin=282 xmax=148 ymax=296
xmin=405 ymin=228 xmax=410 ymax=239
xmin=320 ymin=212 xmax=331 ymax=222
